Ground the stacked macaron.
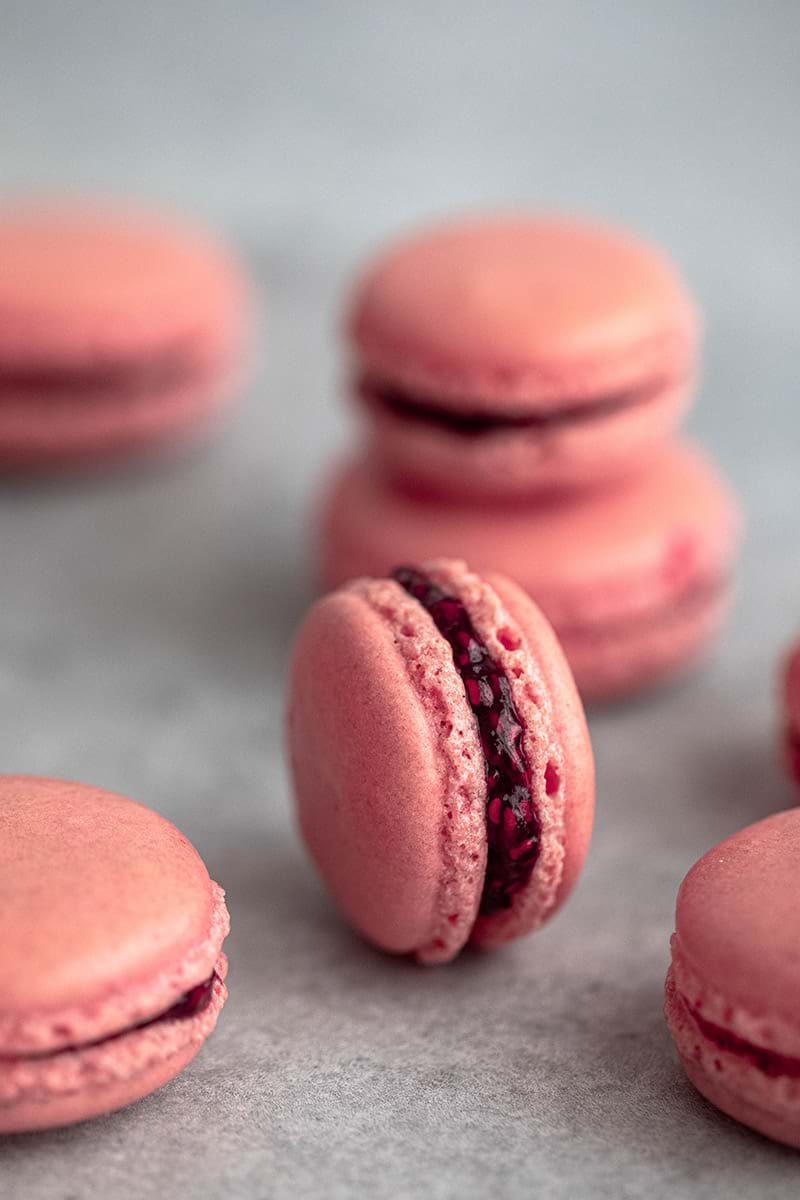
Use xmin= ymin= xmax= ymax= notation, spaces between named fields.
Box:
xmin=319 ymin=213 xmax=741 ymax=700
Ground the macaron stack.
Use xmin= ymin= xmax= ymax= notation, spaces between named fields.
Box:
xmin=320 ymin=214 xmax=740 ymax=701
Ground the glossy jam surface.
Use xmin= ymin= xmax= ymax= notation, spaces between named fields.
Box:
xmin=3 ymin=971 xmax=218 ymax=1062
xmin=364 ymin=376 xmax=660 ymax=435
xmin=689 ymin=1002 xmax=800 ymax=1080
xmin=393 ymin=566 xmax=541 ymax=914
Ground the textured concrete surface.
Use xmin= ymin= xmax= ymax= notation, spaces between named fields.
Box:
xmin=1 ymin=3 xmax=799 ymax=1196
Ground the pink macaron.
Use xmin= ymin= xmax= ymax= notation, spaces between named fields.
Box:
xmin=318 ymin=441 xmax=741 ymax=701
xmin=782 ymin=641 xmax=800 ymax=786
xmin=665 ymin=809 xmax=800 ymax=1148
xmin=347 ymin=213 xmax=698 ymax=498
xmin=287 ymin=558 xmax=594 ymax=963
xmin=0 ymin=776 xmax=230 ymax=1133
xmin=0 ymin=202 xmax=248 ymax=467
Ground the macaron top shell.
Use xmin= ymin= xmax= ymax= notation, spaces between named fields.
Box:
xmin=0 ymin=203 xmax=245 ymax=368
xmin=0 ymin=776 xmax=229 ymax=1054
xmin=349 ymin=214 xmax=697 ymax=411
xmin=673 ymin=809 xmax=800 ymax=1047
xmin=288 ymin=559 xmax=593 ymax=963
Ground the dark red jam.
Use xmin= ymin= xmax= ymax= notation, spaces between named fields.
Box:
xmin=787 ymin=728 xmax=800 ymax=786
xmin=689 ymin=1003 xmax=800 ymax=1079
xmin=364 ymin=377 xmax=658 ymax=436
xmin=2 ymin=971 xmax=218 ymax=1062
xmin=0 ymin=352 xmax=193 ymax=398
xmin=393 ymin=566 xmax=541 ymax=914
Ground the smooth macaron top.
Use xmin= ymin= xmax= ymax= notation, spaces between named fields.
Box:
xmin=673 ymin=809 xmax=800 ymax=1047
xmin=0 ymin=202 xmax=246 ymax=369
xmin=0 ymin=776 xmax=229 ymax=1054
xmin=288 ymin=559 xmax=593 ymax=963
xmin=348 ymin=213 xmax=698 ymax=410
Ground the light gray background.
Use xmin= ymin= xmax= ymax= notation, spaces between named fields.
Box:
xmin=1 ymin=3 xmax=799 ymax=1197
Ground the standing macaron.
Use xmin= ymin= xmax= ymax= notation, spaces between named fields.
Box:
xmin=318 ymin=442 xmax=741 ymax=701
xmin=0 ymin=202 xmax=248 ymax=467
xmin=0 ymin=776 xmax=230 ymax=1133
xmin=665 ymin=810 xmax=800 ymax=1147
xmin=782 ymin=641 xmax=800 ymax=786
xmin=347 ymin=213 xmax=697 ymax=498
xmin=287 ymin=559 xmax=594 ymax=962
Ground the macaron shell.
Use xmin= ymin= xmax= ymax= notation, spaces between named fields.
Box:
xmin=672 ymin=809 xmax=800 ymax=1044
xmin=0 ymin=205 xmax=245 ymax=368
xmin=318 ymin=444 xmax=740 ymax=699
xmin=680 ymin=1055 xmax=800 ymax=1150
xmin=287 ymin=582 xmax=488 ymax=962
xmin=360 ymin=375 xmax=692 ymax=499
xmin=559 ymin=582 xmax=730 ymax=701
xmin=349 ymin=214 xmax=697 ymax=410
xmin=0 ymin=776 xmax=229 ymax=1054
xmin=0 ymin=968 xmax=227 ymax=1134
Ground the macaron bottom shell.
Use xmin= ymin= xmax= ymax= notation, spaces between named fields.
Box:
xmin=559 ymin=577 xmax=731 ymax=701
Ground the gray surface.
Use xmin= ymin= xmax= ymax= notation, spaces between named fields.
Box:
xmin=1 ymin=2 xmax=799 ymax=1196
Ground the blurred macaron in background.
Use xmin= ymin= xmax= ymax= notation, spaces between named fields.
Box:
xmin=0 ymin=200 xmax=250 ymax=469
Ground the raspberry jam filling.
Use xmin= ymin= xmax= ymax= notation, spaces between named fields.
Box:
xmin=392 ymin=566 xmax=542 ymax=914
xmin=363 ymin=376 xmax=664 ymax=436
xmin=2 ymin=971 xmax=219 ymax=1062
xmin=688 ymin=1002 xmax=800 ymax=1079
xmin=0 ymin=351 xmax=197 ymax=399
xmin=786 ymin=727 xmax=800 ymax=784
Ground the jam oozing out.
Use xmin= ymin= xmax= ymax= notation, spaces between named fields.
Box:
xmin=364 ymin=377 xmax=663 ymax=436
xmin=392 ymin=566 xmax=541 ymax=914
xmin=688 ymin=1002 xmax=800 ymax=1080
xmin=2 ymin=971 xmax=218 ymax=1062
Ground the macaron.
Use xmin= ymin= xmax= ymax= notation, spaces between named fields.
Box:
xmin=665 ymin=809 xmax=800 ymax=1148
xmin=0 ymin=776 xmax=229 ymax=1133
xmin=287 ymin=558 xmax=594 ymax=963
xmin=347 ymin=213 xmax=698 ymax=498
xmin=0 ymin=202 xmax=248 ymax=467
xmin=318 ymin=441 xmax=740 ymax=701
xmin=782 ymin=641 xmax=800 ymax=786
